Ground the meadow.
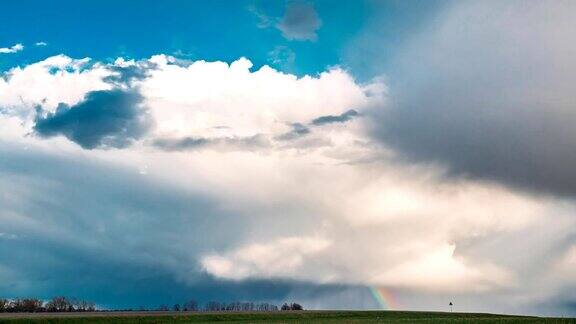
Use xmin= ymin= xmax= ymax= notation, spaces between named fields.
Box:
xmin=0 ymin=311 xmax=575 ymax=323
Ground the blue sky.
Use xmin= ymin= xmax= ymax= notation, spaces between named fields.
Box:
xmin=0 ymin=0 xmax=442 ymax=76
xmin=1 ymin=0 xmax=576 ymax=316
xmin=1 ymin=0 xmax=355 ymax=74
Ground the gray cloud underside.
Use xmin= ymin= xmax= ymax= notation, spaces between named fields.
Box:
xmin=34 ymin=89 xmax=152 ymax=149
xmin=2 ymin=141 xmax=575 ymax=314
xmin=103 ymin=62 xmax=157 ymax=87
xmin=152 ymin=134 xmax=270 ymax=152
xmin=0 ymin=142 xmax=372 ymax=309
xmin=312 ymin=109 xmax=359 ymax=126
xmin=370 ymin=0 xmax=576 ymax=197
xmin=275 ymin=123 xmax=311 ymax=141
xmin=32 ymin=59 xmax=156 ymax=150
xmin=154 ymin=108 xmax=359 ymax=151
xmin=275 ymin=110 xmax=359 ymax=141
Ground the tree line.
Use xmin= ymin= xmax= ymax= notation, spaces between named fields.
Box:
xmin=0 ymin=297 xmax=95 ymax=313
xmin=0 ymin=296 xmax=303 ymax=313
xmin=154 ymin=300 xmax=302 ymax=312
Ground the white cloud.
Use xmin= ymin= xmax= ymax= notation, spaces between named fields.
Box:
xmin=202 ymin=236 xmax=331 ymax=280
xmin=0 ymin=55 xmax=108 ymax=120
xmin=0 ymin=43 xmax=24 ymax=54
xmin=142 ymin=55 xmax=372 ymax=141
xmin=373 ymin=243 xmax=513 ymax=292
xmin=1 ymin=53 xmax=576 ymax=313
xmin=35 ymin=41 xmax=48 ymax=46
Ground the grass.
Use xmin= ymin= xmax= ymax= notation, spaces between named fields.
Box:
xmin=0 ymin=311 xmax=575 ymax=323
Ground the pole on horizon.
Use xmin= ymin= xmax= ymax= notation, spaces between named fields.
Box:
xmin=449 ymin=302 xmax=453 ymax=312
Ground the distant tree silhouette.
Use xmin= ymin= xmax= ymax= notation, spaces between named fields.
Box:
xmin=157 ymin=305 xmax=169 ymax=311
xmin=46 ymin=296 xmax=71 ymax=312
xmin=183 ymin=299 xmax=198 ymax=311
xmin=281 ymin=302 xmax=304 ymax=311
xmin=0 ymin=299 xmax=8 ymax=312
xmin=70 ymin=298 xmax=95 ymax=312
xmin=290 ymin=303 xmax=303 ymax=310
xmin=18 ymin=299 xmax=43 ymax=312
xmin=0 ymin=296 xmax=291 ymax=314
xmin=255 ymin=302 xmax=278 ymax=311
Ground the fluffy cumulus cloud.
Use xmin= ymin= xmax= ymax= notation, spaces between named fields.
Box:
xmin=1 ymin=29 xmax=576 ymax=314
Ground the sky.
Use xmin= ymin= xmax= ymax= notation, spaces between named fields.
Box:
xmin=1 ymin=0 xmax=576 ymax=316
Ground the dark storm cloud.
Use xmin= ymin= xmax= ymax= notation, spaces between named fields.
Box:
xmin=532 ymin=290 xmax=576 ymax=317
xmin=0 ymin=144 xmax=245 ymax=305
xmin=369 ymin=1 xmax=576 ymax=197
xmin=311 ymin=109 xmax=359 ymax=126
xmin=34 ymin=89 xmax=152 ymax=149
xmin=152 ymin=134 xmax=270 ymax=152
xmin=276 ymin=2 xmax=322 ymax=41
xmin=0 ymin=143 xmax=375 ymax=310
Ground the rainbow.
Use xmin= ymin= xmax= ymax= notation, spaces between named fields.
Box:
xmin=369 ymin=286 xmax=399 ymax=310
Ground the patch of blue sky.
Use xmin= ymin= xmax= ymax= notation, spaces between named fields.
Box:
xmin=0 ymin=0 xmax=376 ymax=76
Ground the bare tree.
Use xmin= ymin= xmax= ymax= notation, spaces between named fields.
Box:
xmin=20 ymin=299 xmax=43 ymax=312
xmin=281 ymin=302 xmax=303 ymax=311
xmin=46 ymin=296 xmax=71 ymax=312
xmin=0 ymin=299 xmax=8 ymax=312
xmin=71 ymin=298 xmax=95 ymax=312
xmin=205 ymin=301 xmax=223 ymax=311
xmin=290 ymin=303 xmax=303 ymax=311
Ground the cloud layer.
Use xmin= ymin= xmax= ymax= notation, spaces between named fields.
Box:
xmin=370 ymin=0 xmax=576 ymax=197
xmin=1 ymin=23 xmax=576 ymax=314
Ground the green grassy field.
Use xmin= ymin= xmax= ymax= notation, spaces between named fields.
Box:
xmin=0 ymin=311 xmax=575 ymax=324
